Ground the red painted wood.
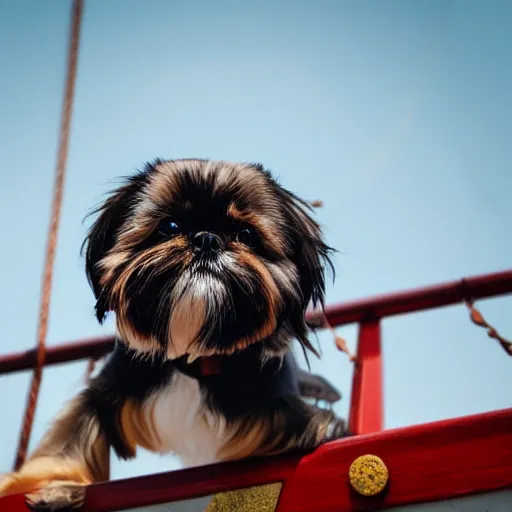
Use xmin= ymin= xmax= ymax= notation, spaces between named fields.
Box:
xmin=1 ymin=268 xmax=511 ymax=376
xmin=0 ymin=493 xmax=26 ymax=512
xmin=83 ymin=455 xmax=301 ymax=512
xmin=277 ymin=408 xmax=512 ymax=512
xmin=3 ymin=409 xmax=511 ymax=512
xmin=348 ymin=320 xmax=383 ymax=435
xmin=0 ymin=452 xmax=302 ymax=512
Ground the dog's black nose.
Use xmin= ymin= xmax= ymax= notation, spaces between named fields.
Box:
xmin=192 ymin=232 xmax=223 ymax=253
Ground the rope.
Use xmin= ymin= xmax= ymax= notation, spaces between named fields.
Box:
xmin=308 ymin=308 xmax=356 ymax=362
xmin=465 ymin=300 xmax=512 ymax=356
xmin=14 ymin=0 xmax=84 ymax=471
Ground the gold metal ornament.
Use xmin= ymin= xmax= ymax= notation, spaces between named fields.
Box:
xmin=348 ymin=454 xmax=389 ymax=496
xmin=205 ymin=482 xmax=282 ymax=512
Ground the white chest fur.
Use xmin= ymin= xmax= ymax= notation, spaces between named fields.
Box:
xmin=150 ymin=371 xmax=229 ymax=467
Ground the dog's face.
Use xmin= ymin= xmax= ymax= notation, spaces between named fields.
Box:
xmin=83 ymin=159 xmax=333 ymax=361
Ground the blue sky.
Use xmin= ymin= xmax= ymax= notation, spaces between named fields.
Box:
xmin=0 ymin=0 xmax=510 ymax=480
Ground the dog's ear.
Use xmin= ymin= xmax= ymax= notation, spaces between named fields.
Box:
xmin=81 ymin=172 xmax=148 ymax=322
xmin=278 ymin=187 xmax=335 ymax=311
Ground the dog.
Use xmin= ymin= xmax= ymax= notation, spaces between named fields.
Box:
xmin=0 ymin=159 xmax=347 ymax=510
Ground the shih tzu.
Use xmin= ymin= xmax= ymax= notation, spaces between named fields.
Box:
xmin=0 ymin=159 xmax=347 ymax=510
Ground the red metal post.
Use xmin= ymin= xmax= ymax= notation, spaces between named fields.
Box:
xmin=348 ymin=320 xmax=383 ymax=435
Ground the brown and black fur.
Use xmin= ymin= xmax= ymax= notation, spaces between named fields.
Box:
xmin=0 ymin=159 xmax=347 ymax=510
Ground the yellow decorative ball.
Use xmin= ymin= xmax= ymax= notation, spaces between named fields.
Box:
xmin=348 ymin=454 xmax=389 ymax=496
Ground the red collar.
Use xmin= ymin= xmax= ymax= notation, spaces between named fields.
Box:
xmin=173 ymin=354 xmax=224 ymax=378
xmin=197 ymin=355 xmax=222 ymax=376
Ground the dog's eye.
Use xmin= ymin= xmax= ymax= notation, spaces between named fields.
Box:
xmin=236 ymin=228 xmax=257 ymax=247
xmin=158 ymin=219 xmax=181 ymax=236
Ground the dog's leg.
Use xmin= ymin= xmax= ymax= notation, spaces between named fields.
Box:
xmin=218 ymin=396 xmax=348 ymax=463
xmin=0 ymin=391 xmax=110 ymax=511
xmin=275 ymin=398 xmax=348 ymax=452
xmin=306 ymin=406 xmax=349 ymax=445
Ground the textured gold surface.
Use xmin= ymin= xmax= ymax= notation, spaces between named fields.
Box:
xmin=348 ymin=454 xmax=389 ymax=496
xmin=205 ymin=482 xmax=282 ymax=512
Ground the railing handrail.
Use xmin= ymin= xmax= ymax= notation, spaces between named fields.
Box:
xmin=1 ymin=268 xmax=510 ymax=376
xmin=320 ymin=267 xmax=512 ymax=325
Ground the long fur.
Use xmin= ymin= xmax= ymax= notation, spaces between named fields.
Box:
xmin=0 ymin=159 xmax=346 ymax=510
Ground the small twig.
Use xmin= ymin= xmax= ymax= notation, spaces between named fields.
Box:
xmin=465 ymin=300 xmax=512 ymax=356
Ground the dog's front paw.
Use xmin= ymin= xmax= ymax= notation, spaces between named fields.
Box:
xmin=25 ymin=481 xmax=86 ymax=512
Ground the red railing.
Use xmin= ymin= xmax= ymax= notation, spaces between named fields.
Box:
xmin=1 ymin=268 xmax=511 ymax=432
xmin=1 ymin=268 xmax=511 ymax=511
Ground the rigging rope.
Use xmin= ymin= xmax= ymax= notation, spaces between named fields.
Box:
xmin=14 ymin=0 xmax=84 ymax=471
xmin=465 ymin=300 xmax=512 ymax=356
